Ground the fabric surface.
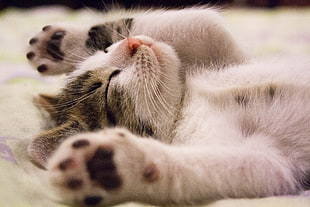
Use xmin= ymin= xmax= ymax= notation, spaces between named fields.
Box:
xmin=0 ymin=6 xmax=309 ymax=207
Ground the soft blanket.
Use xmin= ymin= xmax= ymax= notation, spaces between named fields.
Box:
xmin=0 ymin=6 xmax=310 ymax=207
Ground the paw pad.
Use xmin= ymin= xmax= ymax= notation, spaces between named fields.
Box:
xmin=27 ymin=26 xmax=69 ymax=74
xmin=29 ymin=38 xmax=39 ymax=45
xmin=143 ymin=163 xmax=159 ymax=182
xmin=84 ymin=196 xmax=103 ymax=206
xmin=42 ymin=25 xmax=51 ymax=31
xmin=87 ymin=147 xmax=122 ymax=190
xmin=26 ymin=52 xmax=35 ymax=60
xmin=72 ymin=139 xmax=90 ymax=149
xmin=46 ymin=30 xmax=66 ymax=61
xmin=67 ymin=178 xmax=83 ymax=190
xmin=58 ymin=157 xmax=76 ymax=171
xmin=48 ymin=129 xmax=155 ymax=206
xmin=37 ymin=64 xmax=48 ymax=73
xmin=27 ymin=24 xmax=95 ymax=75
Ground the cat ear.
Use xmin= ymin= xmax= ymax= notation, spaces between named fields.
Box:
xmin=34 ymin=93 xmax=59 ymax=115
xmin=28 ymin=118 xmax=87 ymax=169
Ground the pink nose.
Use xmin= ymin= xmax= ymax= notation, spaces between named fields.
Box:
xmin=127 ymin=37 xmax=142 ymax=55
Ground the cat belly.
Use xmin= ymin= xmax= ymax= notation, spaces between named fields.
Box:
xmin=176 ymin=72 xmax=310 ymax=168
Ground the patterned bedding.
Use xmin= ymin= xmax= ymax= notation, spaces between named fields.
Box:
xmin=0 ymin=6 xmax=309 ymax=207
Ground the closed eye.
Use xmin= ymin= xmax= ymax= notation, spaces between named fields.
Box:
xmin=87 ymin=67 xmax=121 ymax=94
xmin=105 ymin=69 xmax=122 ymax=126
xmin=105 ymin=69 xmax=121 ymax=98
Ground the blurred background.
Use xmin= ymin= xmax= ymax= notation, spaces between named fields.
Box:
xmin=1 ymin=0 xmax=310 ymax=10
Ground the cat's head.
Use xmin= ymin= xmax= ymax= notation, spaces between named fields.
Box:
xmin=71 ymin=35 xmax=184 ymax=136
xmin=29 ymin=36 xmax=184 ymax=167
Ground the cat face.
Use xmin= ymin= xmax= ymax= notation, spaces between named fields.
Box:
xmin=78 ymin=36 xmax=184 ymax=136
xmin=35 ymin=36 xmax=184 ymax=163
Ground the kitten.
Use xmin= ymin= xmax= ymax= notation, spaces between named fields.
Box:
xmin=46 ymin=36 xmax=310 ymax=206
xmin=26 ymin=8 xmax=310 ymax=207
xmin=27 ymin=7 xmax=245 ymax=167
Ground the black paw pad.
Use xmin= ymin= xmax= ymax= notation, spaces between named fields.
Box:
xmin=86 ymin=147 xmax=122 ymax=190
xmin=143 ymin=163 xmax=159 ymax=182
xmin=58 ymin=157 xmax=76 ymax=171
xmin=51 ymin=31 xmax=66 ymax=40
xmin=29 ymin=38 xmax=38 ymax=45
xmin=117 ymin=132 xmax=125 ymax=137
xmin=72 ymin=139 xmax=90 ymax=149
xmin=46 ymin=31 xmax=66 ymax=61
xmin=67 ymin=178 xmax=83 ymax=190
xmin=37 ymin=64 xmax=48 ymax=73
xmin=84 ymin=196 xmax=103 ymax=206
xmin=26 ymin=52 xmax=35 ymax=60
xmin=42 ymin=25 xmax=51 ymax=32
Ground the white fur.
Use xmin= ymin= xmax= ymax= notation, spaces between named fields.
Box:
xmin=30 ymin=8 xmax=310 ymax=207
xmin=47 ymin=38 xmax=310 ymax=206
xmin=131 ymin=8 xmax=245 ymax=67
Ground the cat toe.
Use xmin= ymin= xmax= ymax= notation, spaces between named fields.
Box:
xmin=86 ymin=146 xmax=123 ymax=190
xmin=47 ymin=129 xmax=157 ymax=206
xmin=27 ymin=25 xmax=81 ymax=75
xmin=48 ymin=134 xmax=123 ymax=191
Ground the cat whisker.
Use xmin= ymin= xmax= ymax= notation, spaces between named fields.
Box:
xmin=81 ymin=4 xmax=101 ymax=16
xmin=66 ymin=45 xmax=95 ymax=57
xmin=144 ymin=79 xmax=160 ymax=118
xmin=60 ymin=42 xmax=95 ymax=59
xmin=99 ymin=0 xmax=108 ymax=11
xmin=156 ymin=72 xmax=181 ymax=97
xmin=138 ymin=75 xmax=174 ymax=122
xmin=104 ymin=22 xmax=129 ymax=40
xmin=40 ymin=45 xmax=89 ymax=65
xmin=36 ymin=90 xmax=97 ymax=114
xmin=124 ymin=19 xmax=133 ymax=37
xmin=149 ymin=77 xmax=175 ymax=119
xmin=142 ymin=80 xmax=155 ymax=119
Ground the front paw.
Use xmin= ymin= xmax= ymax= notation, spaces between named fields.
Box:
xmin=26 ymin=25 xmax=90 ymax=75
xmin=47 ymin=128 xmax=161 ymax=206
